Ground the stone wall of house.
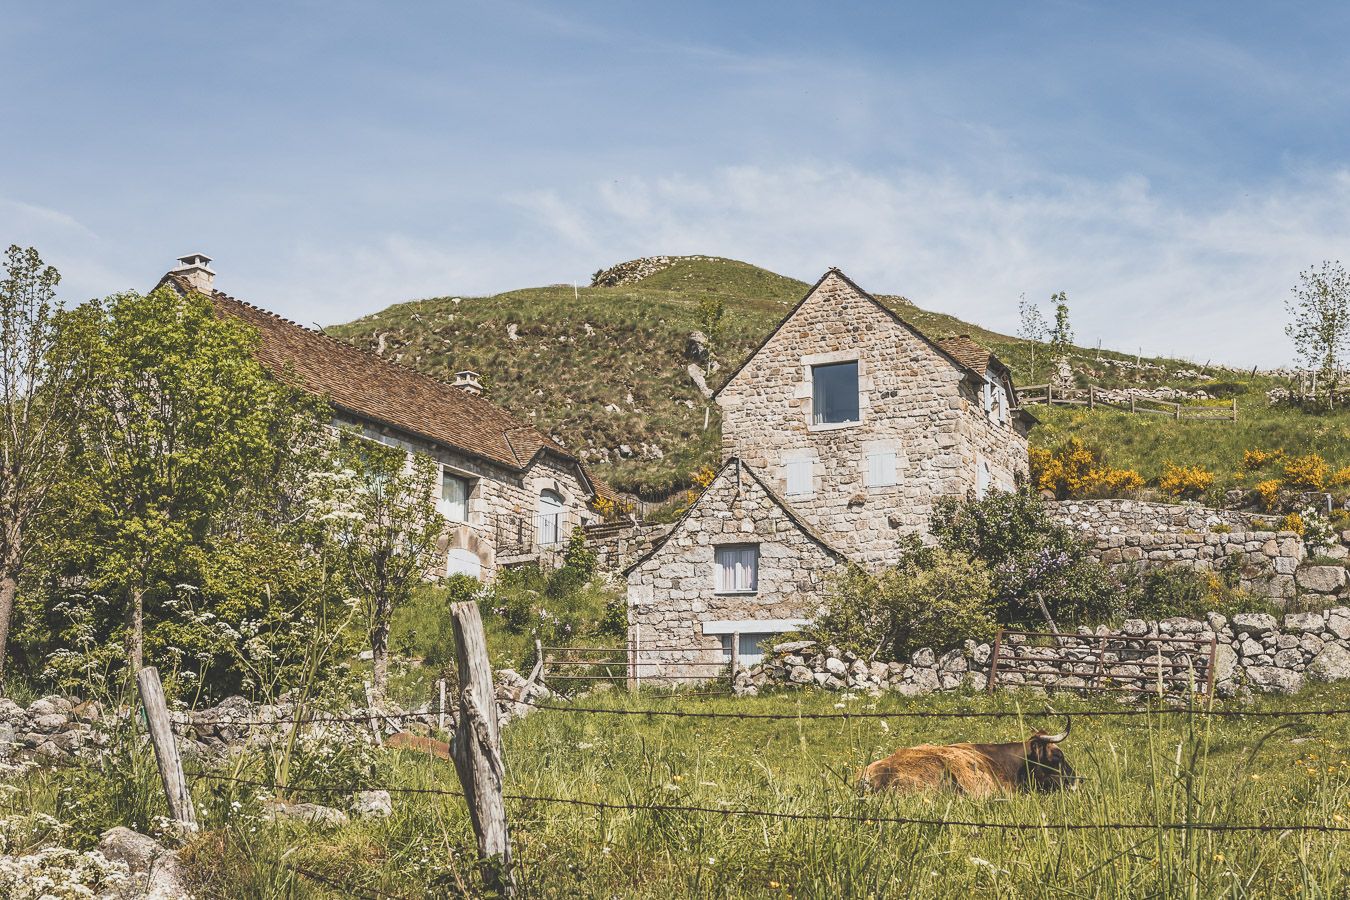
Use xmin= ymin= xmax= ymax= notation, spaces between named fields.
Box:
xmin=737 ymin=608 xmax=1350 ymax=698
xmin=626 ymin=463 xmax=843 ymax=681
xmin=334 ymin=413 xmax=596 ymax=578
xmin=716 ymin=271 xmax=1029 ymax=567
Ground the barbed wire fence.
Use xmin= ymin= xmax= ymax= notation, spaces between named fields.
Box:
xmin=128 ymin=614 xmax=1350 ymax=898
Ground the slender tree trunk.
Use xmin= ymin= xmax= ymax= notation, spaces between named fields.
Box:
xmin=128 ymin=582 xmax=145 ymax=672
xmin=0 ymin=566 xmax=18 ymax=692
xmin=371 ymin=593 xmax=390 ymax=701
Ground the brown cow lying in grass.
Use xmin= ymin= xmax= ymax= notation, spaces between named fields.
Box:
xmin=860 ymin=717 xmax=1077 ymax=797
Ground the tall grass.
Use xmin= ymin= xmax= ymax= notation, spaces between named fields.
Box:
xmin=10 ymin=683 xmax=1350 ymax=897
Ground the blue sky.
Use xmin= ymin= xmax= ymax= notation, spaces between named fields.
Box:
xmin=6 ymin=2 xmax=1350 ymax=366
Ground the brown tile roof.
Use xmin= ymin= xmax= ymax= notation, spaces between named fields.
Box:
xmin=159 ymin=273 xmax=608 ymax=497
xmin=936 ymin=335 xmax=994 ymax=375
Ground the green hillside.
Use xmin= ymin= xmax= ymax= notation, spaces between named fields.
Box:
xmin=329 ymin=256 xmax=1310 ymax=499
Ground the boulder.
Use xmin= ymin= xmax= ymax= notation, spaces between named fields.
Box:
xmin=910 ymin=648 xmax=936 ymax=667
xmin=1309 ymin=644 xmax=1350 ymax=682
xmin=98 ymin=826 xmax=165 ymax=874
xmin=772 ymin=640 xmax=815 ymax=654
xmin=1122 ymin=619 xmax=1149 ymax=637
xmin=1239 ymin=637 xmax=1263 ymax=657
xmin=1212 ymin=644 xmax=1238 ymax=684
xmin=824 ymin=657 xmax=847 ymax=676
xmin=1272 ymin=649 xmax=1303 ymax=669
xmin=1327 ymin=608 xmax=1350 ymax=641
xmin=1232 ymin=613 xmax=1278 ymax=636
xmin=0 ymin=698 xmax=24 ymax=724
xmin=789 ymin=666 xmax=813 ymax=685
xmin=351 ymin=790 xmax=393 ymax=819
xmin=1246 ymin=666 xmax=1304 ymax=694
xmin=265 ymin=801 xmax=350 ymax=828
xmin=1297 ymin=566 xmax=1347 ymax=593
xmin=1284 ymin=611 xmax=1326 ymax=634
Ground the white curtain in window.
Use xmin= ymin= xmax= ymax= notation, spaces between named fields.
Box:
xmin=536 ymin=489 xmax=565 ymax=546
xmin=867 ymin=451 xmax=898 ymax=487
xmin=440 ymin=471 xmax=470 ymax=521
xmin=715 ymin=545 xmax=759 ymax=593
xmin=785 ymin=458 xmax=812 ymax=495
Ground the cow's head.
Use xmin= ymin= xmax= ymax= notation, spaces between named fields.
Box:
xmin=1025 ymin=716 xmax=1077 ymax=792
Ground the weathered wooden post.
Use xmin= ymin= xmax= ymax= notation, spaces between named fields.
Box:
xmin=437 ymin=679 xmax=447 ymax=732
xmin=729 ymin=631 xmax=740 ymax=690
xmin=627 ymin=624 xmax=642 ymax=694
xmin=450 ymin=601 xmax=514 ymax=896
xmin=1232 ymin=397 xmax=1238 ymax=423
xmin=136 ymin=667 xmax=197 ymax=832
xmin=363 ymin=681 xmax=384 ymax=748
xmin=1088 ymin=385 xmax=1095 ymax=410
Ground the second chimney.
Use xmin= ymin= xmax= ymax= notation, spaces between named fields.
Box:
xmin=173 ymin=253 xmax=216 ymax=293
xmin=453 ymin=370 xmax=483 ymax=396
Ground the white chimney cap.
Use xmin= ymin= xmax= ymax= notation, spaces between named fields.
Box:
xmin=172 ymin=253 xmax=216 ymax=293
xmin=453 ymin=370 xmax=483 ymax=395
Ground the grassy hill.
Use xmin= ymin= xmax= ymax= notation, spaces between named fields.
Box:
xmin=329 ymin=256 xmax=1333 ymax=499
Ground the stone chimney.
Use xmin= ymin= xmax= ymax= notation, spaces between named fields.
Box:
xmin=172 ymin=253 xmax=216 ymax=293
xmin=453 ymin=370 xmax=483 ymax=396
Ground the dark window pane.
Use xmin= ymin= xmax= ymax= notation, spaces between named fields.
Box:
xmin=812 ymin=361 xmax=859 ymax=424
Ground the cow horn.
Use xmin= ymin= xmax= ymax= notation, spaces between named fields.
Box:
xmin=1040 ymin=715 xmax=1071 ymax=744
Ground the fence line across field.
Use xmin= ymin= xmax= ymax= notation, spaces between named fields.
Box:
xmin=1017 ymin=384 xmax=1239 ymax=422
xmin=189 ymin=772 xmax=1350 ymax=836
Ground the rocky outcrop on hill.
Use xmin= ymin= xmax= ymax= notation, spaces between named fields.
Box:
xmin=590 ymin=256 xmax=718 ymax=287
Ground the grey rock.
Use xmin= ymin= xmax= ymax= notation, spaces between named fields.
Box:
xmin=1246 ymin=666 xmax=1305 ymax=694
xmin=1273 ymin=649 xmax=1303 ymax=668
xmin=351 ymin=790 xmax=392 ymax=819
xmin=1239 ymin=637 xmax=1263 ymax=657
xmin=265 ymin=801 xmax=350 ymax=828
xmin=1213 ymin=644 xmax=1238 ymax=683
xmin=1232 ymin=613 xmax=1278 ymax=635
xmin=772 ymin=640 xmax=815 ymax=654
xmin=30 ymin=713 xmax=68 ymax=732
xmin=824 ymin=657 xmax=847 ymax=676
xmin=1275 ymin=634 xmax=1301 ymax=650
xmin=98 ymin=826 xmax=165 ymax=874
xmin=1301 ymin=634 xmax=1326 ymax=656
xmin=0 ymin=699 xmax=23 ymax=724
xmin=1328 ymin=610 xmax=1350 ymax=641
xmin=1309 ymin=644 xmax=1350 ymax=681
xmin=789 ymin=665 xmax=813 ymax=685
xmin=25 ymin=698 xmax=59 ymax=718
xmin=1297 ymin=566 xmax=1347 ymax=593
xmin=1286 ymin=611 xmax=1327 ymax=633
xmin=911 ymin=648 xmax=936 ymax=667
xmin=1122 ymin=619 xmax=1149 ymax=636
xmin=1206 ymin=612 xmax=1229 ymax=633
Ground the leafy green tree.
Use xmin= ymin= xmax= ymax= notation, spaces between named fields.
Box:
xmin=0 ymin=246 xmax=90 ymax=687
xmin=1016 ymin=292 xmax=1047 ymax=379
xmin=697 ymin=293 xmax=726 ymax=360
xmin=1048 ymin=291 xmax=1073 ymax=358
xmin=330 ymin=435 xmax=443 ymax=700
xmin=1286 ymin=260 xmax=1350 ymax=398
xmin=76 ymin=285 xmax=306 ymax=672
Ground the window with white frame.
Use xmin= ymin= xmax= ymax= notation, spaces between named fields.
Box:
xmin=714 ymin=544 xmax=759 ymax=594
xmin=866 ymin=448 xmax=899 ymax=487
xmin=811 ymin=361 xmax=860 ymax=425
xmin=439 ymin=470 xmax=471 ymax=522
xmin=784 ymin=457 xmax=813 ymax=496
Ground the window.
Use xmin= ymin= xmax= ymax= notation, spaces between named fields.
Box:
xmin=811 ymin=361 xmax=859 ymax=425
xmin=439 ymin=470 xmax=471 ymax=522
xmin=446 ymin=547 xmax=481 ymax=580
xmin=866 ymin=450 xmax=899 ymax=487
xmin=784 ymin=457 xmax=813 ymax=496
xmin=536 ymin=489 xmax=565 ymax=547
xmin=714 ymin=544 xmax=759 ymax=594
xmin=719 ymin=632 xmax=775 ymax=667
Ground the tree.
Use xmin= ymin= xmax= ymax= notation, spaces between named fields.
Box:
xmin=330 ymin=435 xmax=443 ymax=700
xmin=697 ymin=293 xmax=726 ymax=361
xmin=1048 ymin=291 xmax=1073 ymax=358
xmin=1016 ymin=293 xmax=1047 ymax=378
xmin=1286 ymin=261 xmax=1350 ymax=398
xmin=77 ymin=285 xmax=303 ymax=672
xmin=0 ymin=246 xmax=89 ymax=687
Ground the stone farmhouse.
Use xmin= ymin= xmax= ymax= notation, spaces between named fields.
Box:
xmin=157 ymin=254 xmax=611 ymax=580
xmin=626 ymin=269 xmax=1035 ymax=678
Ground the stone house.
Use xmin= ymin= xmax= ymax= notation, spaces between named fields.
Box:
xmin=158 ymin=254 xmax=611 ymax=580
xmin=627 ymin=269 xmax=1033 ymax=678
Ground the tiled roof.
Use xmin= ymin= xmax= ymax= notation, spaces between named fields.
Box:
xmin=159 ymin=273 xmax=606 ymax=494
xmin=936 ymin=335 xmax=995 ymax=375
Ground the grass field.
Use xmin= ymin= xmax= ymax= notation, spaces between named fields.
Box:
xmin=13 ymin=682 xmax=1350 ymax=898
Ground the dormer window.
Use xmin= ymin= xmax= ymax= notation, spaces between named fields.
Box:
xmin=812 ymin=361 xmax=859 ymax=425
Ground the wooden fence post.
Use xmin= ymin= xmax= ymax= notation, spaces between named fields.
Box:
xmin=136 ymin=666 xmax=197 ymax=833
xmin=628 ymin=624 xmax=642 ymax=694
xmin=1232 ymin=397 xmax=1238 ymax=423
xmin=449 ymin=601 xmax=514 ymax=897
xmin=437 ymin=679 xmax=447 ymax=732
xmin=730 ymin=631 xmax=740 ymax=690
xmin=363 ymin=681 xmax=384 ymax=748
xmin=1088 ymin=385 xmax=1095 ymax=410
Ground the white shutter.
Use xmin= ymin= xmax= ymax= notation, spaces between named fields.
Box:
xmin=977 ymin=459 xmax=991 ymax=499
xmin=867 ymin=451 xmax=898 ymax=487
xmin=785 ymin=458 xmax=812 ymax=496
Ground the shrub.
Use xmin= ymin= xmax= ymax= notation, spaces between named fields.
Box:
xmin=1158 ymin=462 xmax=1216 ymax=499
xmin=1029 ymin=437 xmax=1144 ymax=499
xmin=1243 ymin=448 xmax=1284 ymax=470
xmin=930 ymin=491 xmax=1124 ymax=628
xmin=1282 ymin=453 xmax=1330 ymax=491
xmin=1255 ymin=479 xmax=1281 ymax=509
xmin=1334 ymin=466 xmax=1350 ymax=488
xmin=809 ymin=547 xmax=995 ymax=659
xmin=1117 ymin=564 xmax=1261 ymax=621
xmin=1280 ymin=512 xmax=1305 ymax=535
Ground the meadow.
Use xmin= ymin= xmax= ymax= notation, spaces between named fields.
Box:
xmin=10 ymin=681 xmax=1350 ymax=898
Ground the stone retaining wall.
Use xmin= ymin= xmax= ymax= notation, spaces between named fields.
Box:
xmin=584 ymin=520 xmax=671 ymax=573
xmin=739 ymin=608 xmax=1350 ymax=698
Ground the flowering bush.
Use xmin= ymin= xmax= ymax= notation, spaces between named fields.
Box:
xmin=1282 ymin=453 xmax=1330 ymax=491
xmin=1158 ymin=462 xmax=1216 ymax=500
xmin=1280 ymin=512 xmax=1305 ymax=535
xmin=1029 ymin=438 xmax=1144 ymax=499
xmin=1242 ymin=448 xmax=1284 ymax=470
xmin=0 ymin=847 xmax=129 ymax=900
xmin=1293 ymin=505 xmax=1337 ymax=551
xmin=1255 ymin=479 xmax=1282 ymax=509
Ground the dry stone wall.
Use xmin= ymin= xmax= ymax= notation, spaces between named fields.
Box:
xmin=738 ymin=608 xmax=1350 ymax=699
